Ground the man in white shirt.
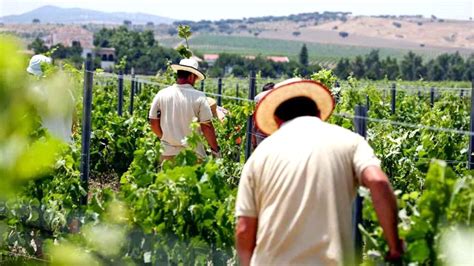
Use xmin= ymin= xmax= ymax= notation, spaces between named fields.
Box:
xmin=235 ymin=78 xmax=404 ymax=265
xmin=27 ymin=54 xmax=75 ymax=143
xmin=149 ymin=58 xmax=219 ymax=161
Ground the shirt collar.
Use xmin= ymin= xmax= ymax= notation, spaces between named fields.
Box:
xmin=175 ymin=83 xmax=194 ymax=89
xmin=281 ymin=116 xmax=321 ymax=128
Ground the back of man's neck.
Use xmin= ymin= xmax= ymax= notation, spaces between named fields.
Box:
xmin=176 ymin=79 xmax=192 ymax=85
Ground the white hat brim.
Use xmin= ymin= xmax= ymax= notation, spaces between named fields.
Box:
xmin=27 ymin=66 xmax=43 ymax=76
xmin=255 ymin=79 xmax=335 ymax=136
xmin=171 ymin=64 xmax=206 ymax=81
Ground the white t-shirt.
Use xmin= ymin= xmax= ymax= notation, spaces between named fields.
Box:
xmin=148 ymin=84 xmax=213 ymax=157
xmin=236 ymin=116 xmax=381 ymax=265
xmin=42 ymin=114 xmax=73 ymax=143
xmin=31 ymin=85 xmax=74 ymax=143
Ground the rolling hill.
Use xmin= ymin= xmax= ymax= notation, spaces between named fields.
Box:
xmin=0 ymin=5 xmax=174 ymax=25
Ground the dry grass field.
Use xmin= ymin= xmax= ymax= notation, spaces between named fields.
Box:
xmin=233 ymin=16 xmax=473 ymax=55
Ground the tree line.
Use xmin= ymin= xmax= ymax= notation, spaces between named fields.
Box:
xmin=334 ymin=50 xmax=474 ymax=81
xmin=207 ymin=50 xmax=319 ymax=78
xmin=28 ymin=37 xmax=84 ymax=67
xmin=94 ymin=28 xmax=320 ymax=78
xmin=28 ymin=27 xmax=473 ymax=81
xmin=94 ymin=27 xmax=182 ymax=75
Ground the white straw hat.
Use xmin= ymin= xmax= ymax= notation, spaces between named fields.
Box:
xmin=27 ymin=54 xmax=52 ymax=76
xmin=255 ymin=78 xmax=335 ymax=135
xmin=171 ymin=58 xmax=206 ymax=81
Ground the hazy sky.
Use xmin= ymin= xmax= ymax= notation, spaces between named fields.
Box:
xmin=1 ymin=0 xmax=473 ymax=20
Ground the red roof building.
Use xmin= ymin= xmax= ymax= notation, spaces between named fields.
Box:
xmin=266 ymin=56 xmax=290 ymax=63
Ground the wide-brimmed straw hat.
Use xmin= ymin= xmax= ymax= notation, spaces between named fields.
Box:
xmin=171 ymin=58 xmax=206 ymax=81
xmin=255 ymin=78 xmax=335 ymax=135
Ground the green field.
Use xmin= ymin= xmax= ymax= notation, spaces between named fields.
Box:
xmin=166 ymin=34 xmax=451 ymax=64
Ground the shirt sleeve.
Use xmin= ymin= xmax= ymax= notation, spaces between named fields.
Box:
xmin=353 ymin=137 xmax=381 ymax=183
xmin=235 ymin=161 xmax=258 ymax=218
xmin=197 ymin=96 xmax=213 ymax=122
xmin=148 ymin=94 xmax=161 ymax=119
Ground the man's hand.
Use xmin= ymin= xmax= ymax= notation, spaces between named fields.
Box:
xmin=200 ymin=121 xmax=219 ymax=153
xmin=386 ymin=247 xmax=403 ymax=262
xmin=236 ymin=216 xmax=258 ymax=266
xmin=361 ymin=166 xmax=404 ymax=257
xmin=150 ymin=118 xmax=162 ymax=139
xmin=211 ymin=149 xmax=222 ymax=158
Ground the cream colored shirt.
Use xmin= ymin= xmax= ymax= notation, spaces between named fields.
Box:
xmin=149 ymin=84 xmax=213 ymax=157
xmin=236 ymin=116 xmax=380 ymax=265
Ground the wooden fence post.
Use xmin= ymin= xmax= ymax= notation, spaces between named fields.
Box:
xmin=80 ymin=56 xmax=93 ymax=205
xmin=118 ymin=70 xmax=123 ymax=116
xmin=200 ymin=80 xmax=204 ymax=92
xmin=468 ymin=80 xmax=474 ymax=169
xmin=236 ymin=83 xmax=240 ymax=98
xmin=217 ymin=77 xmax=223 ymax=106
xmin=129 ymin=69 xmax=135 ymax=115
xmin=391 ymin=83 xmax=396 ymax=114
xmin=430 ymin=87 xmax=435 ymax=108
xmin=245 ymin=72 xmax=257 ymax=161
xmin=353 ymin=104 xmax=367 ymax=264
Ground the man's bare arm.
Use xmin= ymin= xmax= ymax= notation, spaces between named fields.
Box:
xmin=200 ymin=121 xmax=219 ymax=152
xmin=150 ymin=118 xmax=162 ymax=139
xmin=236 ymin=216 xmax=258 ymax=266
xmin=361 ymin=166 xmax=404 ymax=258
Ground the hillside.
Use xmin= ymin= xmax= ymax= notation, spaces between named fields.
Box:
xmin=250 ymin=16 xmax=474 ymax=51
xmin=0 ymin=5 xmax=174 ymax=25
xmin=163 ymin=15 xmax=473 ymax=57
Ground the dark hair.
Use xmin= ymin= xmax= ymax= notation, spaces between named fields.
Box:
xmin=262 ymin=82 xmax=275 ymax=92
xmin=274 ymin=96 xmax=320 ymax=122
xmin=177 ymin=70 xmax=193 ymax=79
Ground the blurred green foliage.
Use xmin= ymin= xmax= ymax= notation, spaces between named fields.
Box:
xmin=1 ymin=34 xmax=473 ymax=265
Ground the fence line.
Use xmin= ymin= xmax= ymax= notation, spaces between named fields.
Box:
xmin=333 ymin=112 xmax=474 ymax=136
xmin=94 ymin=71 xmax=469 ymax=103
xmin=352 ymin=86 xmax=471 ymax=92
xmin=93 ymin=71 xmax=257 ymax=102
xmin=93 ymin=71 xmax=469 ymax=94
xmin=89 ymin=70 xmax=474 ymax=136
xmin=204 ymin=92 xmax=253 ymax=102
xmin=246 ymin=130 xmax=468 ymax=166
xmin=93 ymin=71 xmax=263 ymax=94
xmin=93 ymin=71 xmax=276 ymax=84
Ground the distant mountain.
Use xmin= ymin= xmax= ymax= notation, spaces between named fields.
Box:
xmin=0 ymin=5 xmax=175 ymax=25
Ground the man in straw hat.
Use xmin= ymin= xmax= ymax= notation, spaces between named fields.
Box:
xmin=252 ymin=82 xmax=275 ymax=149
xmin=235 ymin=78 xmax=404 ymax=265
xmin=149 ymin=58 xmax=219 ymax=161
